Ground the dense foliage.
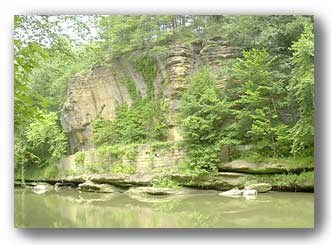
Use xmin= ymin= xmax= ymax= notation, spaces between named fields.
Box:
xmin=179 ymin=68 xmax=230 ymax=171
xmin=14 ymin=15 xmax=96 ymax=180
xmin=92 ymin=99 xmax=168 ymax=146
xmin=129 ymin=55 xmax=157 ymax=97
xmin=14 ymin=15 xmax=314 ymax=180
xmin=14 ymin=112 xmax=67 ymax=180
xmin=288 ymin=25 xmax=314 ymax=155
xmin=228 ymin=48 xmax=291 ymax=157
xmin=226 ymin=24 xmax=314 ymax=157
xmin=178 ymin=20 xmax=313 ymax=171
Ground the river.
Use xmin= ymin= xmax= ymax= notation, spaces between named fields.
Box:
xmin=14 ymin=188 xmax=314 ymax=228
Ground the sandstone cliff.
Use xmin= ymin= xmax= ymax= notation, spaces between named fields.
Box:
xmin=60 ymin=37 xmax=240 ymax=153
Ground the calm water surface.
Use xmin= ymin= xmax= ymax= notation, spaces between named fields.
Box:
xmin=14 ymin=188 xmax=314 ymax=228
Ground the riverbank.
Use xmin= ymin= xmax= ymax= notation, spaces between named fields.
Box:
xmin=15 ymin=159 xmax=314 ymax=193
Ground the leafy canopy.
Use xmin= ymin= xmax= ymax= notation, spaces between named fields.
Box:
xmin=179 ymin=67 xmax=230 ymax=171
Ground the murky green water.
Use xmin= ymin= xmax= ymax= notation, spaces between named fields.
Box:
xmin=14 ymin=188 xmax=314 ymax=228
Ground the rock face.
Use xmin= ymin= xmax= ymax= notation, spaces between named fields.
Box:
xmin=60 ymin=38 xmax=239 ymax=151
xmin=58 ymin=143 xmax=185 ymax=175
xmin=61 ymin=66 xmax=132 ymax=153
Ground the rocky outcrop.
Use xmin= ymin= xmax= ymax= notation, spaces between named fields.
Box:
xmin=78 ymin=180 xmax=121 ymax=193
xmin=60 ymin=66 xmax=132 ymax=153
xmin=57 ymin=172 xmax=247 ymax=191
xmin=20 ymin=168 xmax=314 ymax=193
xmin=245 ymin=183 xmax=272 ymax=193
xmin=170 ymin=172 xmax=249 ymax=190
xmin=163 ymin=40 xmax=239 ymax=141
xmin=218 ymin=160 xmax=314 ymax=174
xmin=164 ymin=45 xmax=193 ymax=141
xmin=60 ymin=38 xmax=239 ymax=148
xmin=198 ymin=38 xmax=240 ymax=89
xmin=90 ymin=173 xmax=157 ymax=187
xmin=58 ymin=143 xmax=185 ymax=175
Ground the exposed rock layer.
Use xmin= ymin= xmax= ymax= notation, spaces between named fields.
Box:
xmin=60 ymin=38 xmax=239 ymax=150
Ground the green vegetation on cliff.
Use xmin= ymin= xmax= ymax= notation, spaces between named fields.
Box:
xmin=91 ymin=98 xmax=168 ymax=146
xmin=14 ymin=15 xmax=314 ymax=186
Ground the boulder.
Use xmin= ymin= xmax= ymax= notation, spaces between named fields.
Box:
xmin=219 ymin=187 xmax=243 ymax=197
xmin=28 ymin=182 xmax=53 ymax=194
xmin=243 ymin=189 xmax=257 ymax=196
xmin=170 ymin=172 xmax=250 ymax=190
xmin=78 ymin=180 xmax=120 ymax=193
xmin=245 ymin=183 xmax=272 ymax=193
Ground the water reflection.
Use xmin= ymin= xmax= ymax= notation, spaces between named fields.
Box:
xmin=14 ymin=188 xmax=314 ymax=228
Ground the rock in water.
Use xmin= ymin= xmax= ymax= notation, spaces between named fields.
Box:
xmin=219 ymin=187 xmax=243 ymax=197
xmin=243 ymin=189 xmax=257 ymax=196
xmin=245 ymin=183 xmax=272 ymax=193
xmin=126 ymin=187 xmax=182 ymax=195
xmin=78 ymin=180 xmax=120 ymax=193
xmin=30 ymin=182 xmax=53 ymax=194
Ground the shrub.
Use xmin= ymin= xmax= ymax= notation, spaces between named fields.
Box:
xmin=74 ymin=151 xmax=85 ymax=165
xmin=25 ymin=112 xmax=67 ymax=167
xmin=91 ymin=99 xmax=168 ymax=146
xmin=96 ymin=144 xmax=139 ymax=163
xmin=43 ymin=165 xmax=59 ymax=179
xmin=129 ymin=55 xmax=157 ymax=97
xmin=91 ymin=119 xmax=115 ymax=146
xmin=112 ymin=163 xmax=135 ymax=174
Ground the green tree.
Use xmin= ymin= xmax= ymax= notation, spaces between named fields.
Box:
xmin=14 ymin=112 xmax=67 ymax=182
xmin=288 ymin=24 xmax=314 ymax=156
xmin=25 ymin=112 xmax=67 ymax=167
xmin=179 ymin=67 xmax=230 ymax=171
xmin=229 ymin=48 xmax=291 ymax=156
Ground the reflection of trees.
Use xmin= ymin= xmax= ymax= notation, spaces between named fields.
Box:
xmin=14 ymin=189 xmax=314 ymax=228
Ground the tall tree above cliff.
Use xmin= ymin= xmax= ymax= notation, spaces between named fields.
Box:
xmin=98 ymin=15 xmax=178 ymax=56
